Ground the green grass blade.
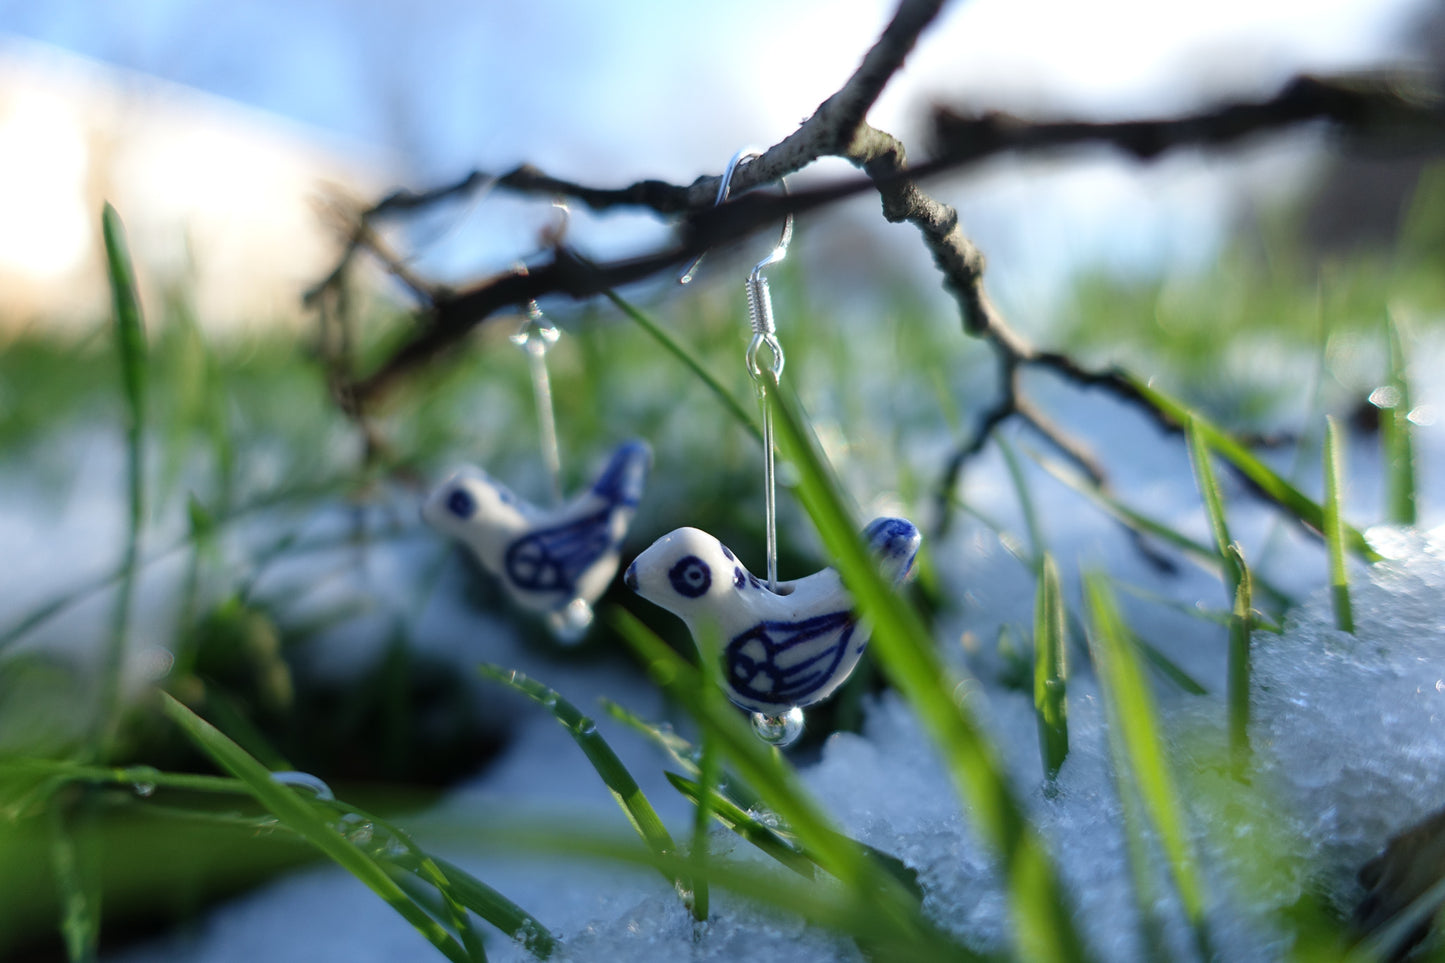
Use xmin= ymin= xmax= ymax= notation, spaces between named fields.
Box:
xmin=160 ymin=694 xmax=473 ymax=963
xmin=604 ymin=702 xmax=918 ymax=897
xmin=766 ymin=389 xmax=1092 ymax=963
xmin=1132 ymin=634 xmax=1209 ymax=696
xmin=1186 ymin=416 xmax=1239 ymax=598
xmin=664 ymin=772 xmax=816 ymax=879
xmin=1226 ymin=544 xmax=1254 ymax=766
xmin=102 ymin=203 xmax=147 ymax=532
xmin=611 ymin=612 xmax=875 ymax=884
xmin=476 ymin=665 xmax=686 ymax=896
xmin=0 ymin=758 xmax=240 ymax=796
xmin=606 ymin=290 xmax=760 ymax=441
xmin=1033 ymin=553 xmax=1069 ymax=781
xmin=1033 ymin=453 xmax=1291 ymax=611
xmin=1112 ymin=580 xmax=1282 ymax=635
xmin=1131 ymin=375 xmax=1379 ymax=563
xmin=1324 ymin=417 xmax=1354 ymax=634
xmin=426 ymin=856 xmax=555 ymax=959
xmin=611 ymin=611 xmax=956 ymax=956
xmin=999 ymin=436 xmax=1044 ymax=571
xmin=1099 ymin=709 xmax=1171 ymax=961
xmin=98 ymin=204 xmax=149 ymax=757
xmin=1380 ymin=310 xmax=1417 ymax=526
xmin=1084 ymin=573 xmax=1212 ymax=960
xmin=49 ymin=805 xmax=100 ymax=963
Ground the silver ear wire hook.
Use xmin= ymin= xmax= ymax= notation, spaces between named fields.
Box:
xmin=679 ymin=148 xmax=793 ymax=291
xmin=679 ymin=148 xmax=794 ymax=591
xmin=510 ymin=263 xmax=564 ymax=507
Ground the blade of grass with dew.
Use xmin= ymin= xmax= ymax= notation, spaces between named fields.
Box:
xmin=426 ymin=856 xmax=556 ymax=959
xmin=665 ymin=771 xmax=921 ymax=900
xmin=50 ymin=763 xmax=555 ymax=962
xmin=160 ymin=693 xmax=475 ymax=963
xmin=1033 ymin=453 xmax=1291 ymax=611
xmin=766 ymin=388 xmax=1092 ymax=963
xmin=316 ymin=798 xmax=554 ymax=960
xmin=1131 ymin=375 xmax=1379 ymax=563
xmin=606 ymin=290 xmax=759 ymax=441
xmin=610 ymin=610 xmax=968 ymax=962
xmin=1226 ymin=545 xmax=1253 ymax=766
xmin=599 ymin=699 xmax=731 ymax=789
xmin=609 ymin=611 xmax=883 ymax=879
xmin=98 ymin=203 xmax=147 ymax=757
xmin=1380 ymin=309 xmax=1416 ymax=526
xmin=602 ymin=699 xmax=918 ymax=895
xmin=386 ymin=871 xmax=487 ymax=963
xmin=0 ymin=759 xmax=240 ymax=797
xmin=665 ymin=773 xmax=816 ymax=879
xmin=1324 ymin=417 xmax=1355 ymax=634
xmin=475 ymin=664 xmax=692 ymax=905
xmin=1084 ymin=573 xmax=1212 ymax=961
xmin=1034 ymin=553 xmax=1069 ymax=781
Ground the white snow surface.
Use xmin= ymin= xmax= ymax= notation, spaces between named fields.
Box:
xmin=14 ymin=339 xmax=1440 ymax=961
xmin=97 ymin=513 xmax=1445 ymax=963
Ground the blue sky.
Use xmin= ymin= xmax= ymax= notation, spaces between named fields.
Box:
xmin=0 ymin=0 xmax=1432 ymax=301
xmin=3 ymin=0 xmax=1426 ymax=177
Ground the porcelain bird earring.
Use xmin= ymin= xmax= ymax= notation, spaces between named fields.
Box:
xmin=629 ymin=148 xmax=921 ymax=745
xmin=425 ymin=439 xmax=650 ymax=640
xmin=626 ymin=517 xmax=920 ymax=740
xmin=424 ymin=268 xmax=650 ymax=642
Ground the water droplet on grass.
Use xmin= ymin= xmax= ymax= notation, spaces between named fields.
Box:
xmin=751 ymin=707 xmax=804 ymax=747
xmin=128 ymin=765 xmax=160 ymax=798
xmin=338 ymin=812 xmax=374 ymax=847
xmin=271 ymin=770 xmax=334 ymax=801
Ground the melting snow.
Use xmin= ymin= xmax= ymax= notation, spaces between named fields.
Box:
xmin=106 ymin=520 xmax=1445 ymax=962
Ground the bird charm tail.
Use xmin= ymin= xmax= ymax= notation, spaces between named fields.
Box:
xmin=625 ymin=516 xmax=920 ymax=745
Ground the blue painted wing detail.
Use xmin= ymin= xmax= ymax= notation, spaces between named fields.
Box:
xmin=724 ymin=611 xmax=857 ymax=708
xmin=504 ymin=507 xmax=615 ymax=595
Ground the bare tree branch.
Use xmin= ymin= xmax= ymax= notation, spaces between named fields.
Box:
xmin=308 ymin=0 xmax=1445 ymax=554
xmin=930 ymin=72 xmax=1445 ymax=164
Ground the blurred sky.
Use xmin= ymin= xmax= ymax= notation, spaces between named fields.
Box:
xmin=0 ymin=0 xmax=1435 ymax=318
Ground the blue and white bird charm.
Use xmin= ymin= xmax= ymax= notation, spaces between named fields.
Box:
xmin=424 ymin=440 xmax=651 ymax=642
xmin=625 ymin=516 xmax=920 ymax=743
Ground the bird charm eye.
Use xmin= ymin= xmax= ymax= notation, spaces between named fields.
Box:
xmin=446 ymin=488 xmax=477 ymax=519
xmin=668 ymin=555 xmax=712 ymax=598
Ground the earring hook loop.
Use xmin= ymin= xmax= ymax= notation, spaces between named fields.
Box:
xmin=678 ymin=148 xmax=793 ymax=290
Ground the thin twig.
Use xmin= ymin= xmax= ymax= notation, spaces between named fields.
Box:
xmin=305 ymin=1 xmax=1445 ymax=551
